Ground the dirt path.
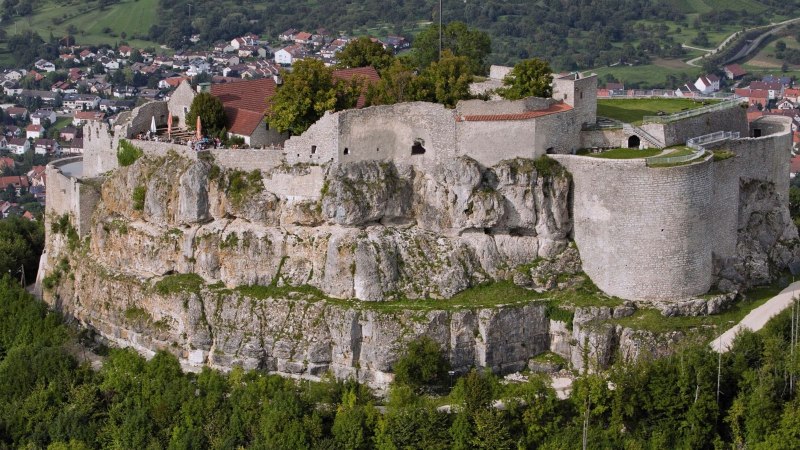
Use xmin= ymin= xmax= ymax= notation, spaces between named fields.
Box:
xmin=710 ymin=281 xmax=800 ymax=353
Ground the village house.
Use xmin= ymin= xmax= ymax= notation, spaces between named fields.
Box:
xmin=59 ymin=126 xmax=79 ymax=141
xmin=72 ymin=111 xmax=105 ymax=127
xmin=61 ymin=138 xmax=83 ymax=155
xmin=6 ymin=137 xmax=29 ymax=155
xmin=27 ymin=166 xmax=46 ymax=187
xmin=34 ymin=59 xmax=56 ymax=73
xmin=30 ymin=109 xmax=57 ymax=126
xmin=274 ymin=44 xmax=307 ymax=66
xmin=5 ymin=106 xmax=28 ymax=120
xmin=63 ymin=94 xmax=101 ymax=111
xmin=694 ymin=74 xmax=720 ymax=95
xmin=25 ymin=124 xmax=43 ymax=139
xmin=749 ymin=81 xmax=783 ymax=99
xmin=279 ymin=28 xmax=298 ymax=41
xmin=0 ymin=175 xmax=30 ymax=195
xmin=724 ymin=64 xmax=747 ymax=80
xmin=0 ymin=156 xmax=15 ymax=173
xmin=34 ymin=138 xmax=60 ymax=156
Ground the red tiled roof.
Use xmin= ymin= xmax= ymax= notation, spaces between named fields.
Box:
xmin=0 ymin=176 xmax=29 ymax=188
xmin=792 ymin=155 xmax=800 ymax=173
xmin=332 ymin=67 xmax=380 ymax=108
xmin=725 ymin=64 xmax=747 ymax=77
xmin=211 ymin=78 xmax=276 ymax=135
xmin=459 ymin=102 xmax=573 ymax=122
xmin=333 ymin=66 xmax=381 ymax=84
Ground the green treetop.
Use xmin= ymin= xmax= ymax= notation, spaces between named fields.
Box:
xmin=497 ymin=58 xmax=554 ymax=100
xmin=186 ymin=92 xmax=227 ymax=137
xmin=335 ymin=37 xmax=395 ymax=73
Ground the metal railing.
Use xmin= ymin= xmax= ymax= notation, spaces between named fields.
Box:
xmin=645 ymin=131 xmax=740 ymax=167
xmin=645 ymin=151 xmax=704 ymax=166
xmin=642 ymin=97 xmax=745 ymax=124
xmin=686 ymin=131 xmax=740 ymax=151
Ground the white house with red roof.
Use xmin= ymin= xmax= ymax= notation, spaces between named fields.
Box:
xmin=25 ymin=124 xmax=43 ymax=139
xmin=694 ymin=74 xmax=720 ymax=95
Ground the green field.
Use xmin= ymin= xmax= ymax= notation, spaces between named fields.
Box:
xmin=592 ymin=63 xmax=700 ymax=89
xmin=597 ymin=98 xmax=710 ymax=123
xmin=7 ymin=0 xmax=160 ymax=48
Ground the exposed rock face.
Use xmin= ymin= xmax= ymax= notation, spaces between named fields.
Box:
xmin=716 ymin=179 xmax=800 ymax=292
xmin=42 ymin=153 xmax=580 ymax=387
xmin=90 ymin=153 xmax=572 ymax=302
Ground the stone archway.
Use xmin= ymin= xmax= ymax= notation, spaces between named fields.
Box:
xmin=627 ymin=135 xmax=640 ymax=148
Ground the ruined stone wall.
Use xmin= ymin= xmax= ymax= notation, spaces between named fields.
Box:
xmin=263 ymin=165 xmax=325 ymax=201
xmin=455 ymin=119 xmax=537 ymax=166
xmin=247 ymin=122 xmax=288 ymax=148
xmin=534 ymin=110 xmax=581 ymax=154
xmin=45 ymin=157 xmax=101 ymax=238
xmin=455 ymin=97 xmax=555 ymax=116
xmin=283 ymin=111 xmax=340 ymax=165
xmin=82 ymin=121 xmax=117 ymax=177
xmin=553 ymin=74 xmax=597 ymax=127
xmin=730 ymin=116 xmax=792 ymax=196
xmin=123 ymin=101 xmax=170 ymax=139
xmin=167 ymin=81 xmax=195 ymax=127
xmin=552 ymin=154 xmax=716 ymax=300
xmin=210 ymin=148 xmax=284 ymax=172
xmin=580 ymin=129 xmax=629 ymax=149
xmin=336 ymin=102 xmax=456 ymax=168
xmin=641 ymin=105 xmax=748 ymax=147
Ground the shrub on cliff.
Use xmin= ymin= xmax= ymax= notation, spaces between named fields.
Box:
xmin=393 ymin=337 xmax=450 ymax=391
xmin=117 ymin=140 xmax=143 ymax=167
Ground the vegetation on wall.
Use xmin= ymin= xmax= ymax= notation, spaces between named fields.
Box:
xmin=116 ymin=140 xmax=143 ymax=167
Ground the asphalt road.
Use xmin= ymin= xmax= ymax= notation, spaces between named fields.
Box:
xmin=710 ymin=280 xmax=800 ymax=353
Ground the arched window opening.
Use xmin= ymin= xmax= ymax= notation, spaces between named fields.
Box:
xmin=343 ymin=147 xmax=350 ymax=155
xmin=311 ymin=145 xmax=317 ymax=154
xmin=627 ymin=135 xmax=640 ymax=148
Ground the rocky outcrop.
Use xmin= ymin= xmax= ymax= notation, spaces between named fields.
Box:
xmin=716 ymin=179 xmax=800 ymax=292
xmin=40 ymin=152 xmax=583 ymax=387
xmin=89 ymin=153 xmax=572 ymax=302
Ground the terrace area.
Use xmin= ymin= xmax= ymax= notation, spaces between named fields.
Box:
xmin=596 ymin=98 xmax=720 ymax=125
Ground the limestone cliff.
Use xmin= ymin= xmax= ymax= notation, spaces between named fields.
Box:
xmin=41 ymin=152 xmax=578 ymax=386
xmin=88 ymin=152 xmax=571 ymax=301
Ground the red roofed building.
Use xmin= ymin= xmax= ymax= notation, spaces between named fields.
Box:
xmin=0 ymin=175 xmax=29 ymax=194
xmin=25 ymin=124 xmax=43 ymax=139
xmin=208 ymin=66 xmax=380 ymax=146
xmin=210 ymin=78 xmax=284 ymax=147
xmin=724 ymin=64 xmax=747 ymax=80
xmin=332 ymin=66 xmax=381 ymax=108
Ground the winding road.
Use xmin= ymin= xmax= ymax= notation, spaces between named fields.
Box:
xmin=685 ymin=16 xmax=800 ymax=67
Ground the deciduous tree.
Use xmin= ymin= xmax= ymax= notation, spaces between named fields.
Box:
xmin=497 ymin=58 xmax=554 ymax=100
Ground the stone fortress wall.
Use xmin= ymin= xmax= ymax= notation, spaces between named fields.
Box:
xmin=641 ymin=103 xmax=749 ymax=148
xmin=45 ymin=157 xmax=102 ymax=238
xmin=551 ymin=115 xmax=794 ymax=300
xmin=70 ymin=70 xmax=793 ymax=302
